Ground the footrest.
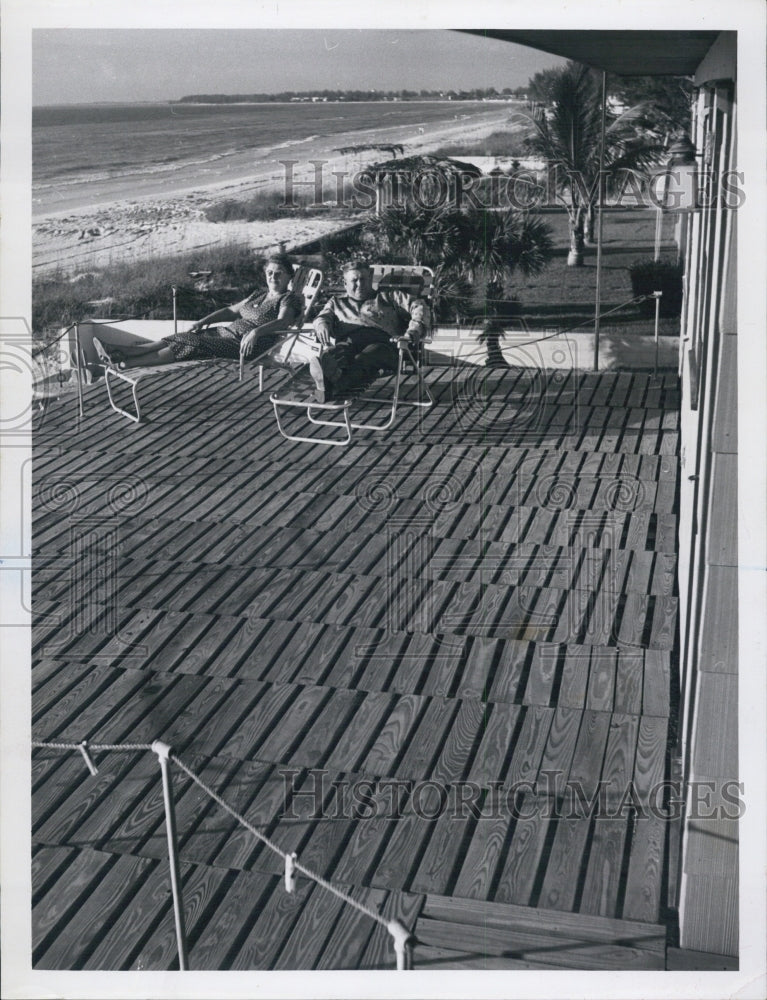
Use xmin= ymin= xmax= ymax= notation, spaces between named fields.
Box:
xmin=270 ymin=390 xmax=353 ymax=446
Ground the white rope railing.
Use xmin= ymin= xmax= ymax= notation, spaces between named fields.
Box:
xmin=31 ymin=738 xmax=414 ymax=971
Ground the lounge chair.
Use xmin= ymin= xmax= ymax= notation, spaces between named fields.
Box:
xmin=68 ymin=265 xmax=323 ymax=423
xmin=269 ymin=264 xmax=435 ymax=447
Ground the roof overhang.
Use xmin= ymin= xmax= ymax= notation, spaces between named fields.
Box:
xmin=461 ymin=30 xmax=722 ymax=76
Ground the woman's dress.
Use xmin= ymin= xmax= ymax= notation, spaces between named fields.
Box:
xmin=167 ymin=289 xmax=302 ymax=361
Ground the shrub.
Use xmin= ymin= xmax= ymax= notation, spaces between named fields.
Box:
xmin=628 ymin=257 xmax=684 ymax=318
xmin=33 ymin=244 xmax=264 ymax=337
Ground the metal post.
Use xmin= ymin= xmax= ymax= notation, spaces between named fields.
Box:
xmin=152 ymin=740 xmax=188 ymax=970
xmin=654 ymin=207 xmax=664 ymax=262
xmin=652 ymin=291 xmax=663 ymax=378
xmin=172 ymin=286 xmax=178 ymax=336
xmin=593 ymin=69 xmax=607 ymax=372
xmin=74 ymin=323 xmax=84 ymax=419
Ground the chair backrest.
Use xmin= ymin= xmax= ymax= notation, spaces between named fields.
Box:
xmin=371 ymin=264 xmax=434 ymax=303
xmin=371 ymin=264 xmax=435 ymax=339
xmin=290 ymin=265 xmax=324 ymax=325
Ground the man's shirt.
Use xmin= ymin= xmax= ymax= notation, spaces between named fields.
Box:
xmin=313 ymin=290 xmax=430 ymax=342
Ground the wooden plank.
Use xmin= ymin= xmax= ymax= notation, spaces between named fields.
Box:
xmin=255 ymin=685 xmax=330 ymax=764
xmin=623 ymin=814 xmax=666 ymax=924
xmin=273 ymin=621 xmax=338 ymax=686
xmin=579 ymin=818 xmax=630 ymax=918
xmin=288 ymin=687 xmax=361 ymax=768
xmin=613 ymin=652 xmax=644 ymax=716
xmin=504 ymin=706 xmax=554 ymax=788
xmin=78 ymin=856 xmax=171 ymax=970
xmin=196 ymin=616 xmax=272 ymax=679
xmin=272 ymin=879 xmax=349 ymax=969
xmin=228 ymin=878 xmax=315 ymax=969
xmin=408 ymin=796 xmax=476 ymax=895
xmin=601 ymin=713 xmax=640 ymax=804
xmin=649 ymin=595 xmax=678 ymax=651
xmin=381 ymin=631 xmax=437 ymax=695
xmin=129 ymin=861 xmax=234 ymax=970
xmin=485 ymin=641 xmax=530 ymax=704
xmin=210 ymin=764 xmax=286 ymax=871
xmin=167 ymin=615 xmax=243 ymax=676
xmin=493 ymin=796 xmax=551 ymax=906
xmin=361 ymin=694 xmax=426 ymax=777
xmin=431 ymin=698 xmax=486 ymax=784
xmin=330 ymin=784 xmax=399 ymax=887
xmin=143 ymin=614 xmax=219 ymax=674
xmin=418 ymin=635 xmax=471 ymax=699
xmin=466 ymin=702 xmax=522 ymax=786
xmin=452 ymin=814 xmax=512 ymax=900
xmin=414 ymin=916 xmax=663 ymax=969
xmin=585 ymin=649 xmax=616 ymax=713
xmin=368 ymin=798 xmax=437 ymax=892
xmin=323 ymin=691 xmax=394 ymax=773
xmin=58 ymin=751 xmax=159 ymax=848
xmin=31 ymin=845 xmax=79 ymax=903
xmin=33 ymin=848 xmax=115 ymax=961
xmin=315 ymin=885 xmax=388 ymax=969
xmin=216 ymin=683 xmax=296 ymax=761
xmin=567 ymin=710 xmax=612 ymax=797
xmin=642 ymin=651 xmax=671 ymax=717
xmin=396 ymin=696 xmax=458 ymax=780
xmin=616 ymin=593 xmax=650 ymax=650
xmin=537 ymin=706 xmax=583 ymax=794
xmin=191 ymin=869 xmax=276 ymax=970
xmin=557 ymin=647 xmax=591 ymax=709
xmin=537 ymin=814 xmax=594 ymax=911
xmin=35 ymin=852 xmax=155 ymax=969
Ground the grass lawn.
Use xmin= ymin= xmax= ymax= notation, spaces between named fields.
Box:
xmin=510 ymin=207 xmax=682 ymax=339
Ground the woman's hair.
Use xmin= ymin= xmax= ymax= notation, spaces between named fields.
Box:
xmin=264 ymin=253 xmax=295 ymax=276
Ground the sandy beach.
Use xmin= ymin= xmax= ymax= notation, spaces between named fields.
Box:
xmin=33 ymin=106 xmax=514 ymax=277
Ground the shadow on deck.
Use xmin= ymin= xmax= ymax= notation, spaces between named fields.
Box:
xmin=32 ymin=359 xmax=680 ymax=971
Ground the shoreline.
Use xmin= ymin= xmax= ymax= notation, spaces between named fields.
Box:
xmin=33 ymin=109 xmax=514 ymax=277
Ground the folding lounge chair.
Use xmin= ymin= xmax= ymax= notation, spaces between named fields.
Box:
xmin=70 ymin=265 xmax=323 ymax=423
xmin=270 ymin=264 xmax=435 ymax=447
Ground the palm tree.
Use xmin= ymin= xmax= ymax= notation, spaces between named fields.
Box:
xmin=360 ymin=154 xmax=482 ymax=216
xmin=526 ymin=62 xmax=664 ymax=265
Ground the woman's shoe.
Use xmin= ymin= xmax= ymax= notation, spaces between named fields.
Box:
xmin=92 ymin=337 xmax=126 ymax=369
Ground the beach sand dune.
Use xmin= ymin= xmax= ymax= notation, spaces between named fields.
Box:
xmin=33 ymin=108 xmax=517 ymax=277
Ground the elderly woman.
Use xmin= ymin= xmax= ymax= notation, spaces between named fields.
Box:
xmin=93 ymin=253 xmax=303 ymax=369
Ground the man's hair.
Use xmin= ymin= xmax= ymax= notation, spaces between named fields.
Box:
xmin=342 ymin=258 xmax=372 ymax=274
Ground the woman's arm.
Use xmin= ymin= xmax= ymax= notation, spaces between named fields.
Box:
xmin=239 ymin=298 xmax=301 ymax=359
xmin=188 ymin=305 xmax=239 ymax=333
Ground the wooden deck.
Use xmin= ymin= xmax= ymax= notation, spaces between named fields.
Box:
xmin=32 ymin=361 xmax=680 ymax=970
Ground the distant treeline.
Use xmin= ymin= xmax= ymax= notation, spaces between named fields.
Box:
xmin=175 ymin=87 xmax=528 ymax=104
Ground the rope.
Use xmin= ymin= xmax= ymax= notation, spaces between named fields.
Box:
xmin=31 ymin=740 xmax=152 ymax=752
xmin=472 ymin=292 xmax=653 ymax=351
xmin=31 ymin=737 xmax=415 ymax=964
xmin=36 ymin=315 xmax=153 ymax=353
xmin=169 ymin=753 xmax=391 ymax=932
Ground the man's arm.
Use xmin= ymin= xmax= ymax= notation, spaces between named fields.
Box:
xmin=312 ymin=297 xmax=339 ymax=346
xmin=390 ymin=290 xmax=430 ymax=339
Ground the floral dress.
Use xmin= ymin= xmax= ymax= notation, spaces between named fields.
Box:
xmin=166 ymin=289 xmax=302 ymax=361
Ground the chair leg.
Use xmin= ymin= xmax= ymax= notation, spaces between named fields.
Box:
xmin=104 ymin=367 xmax=143 ymax=423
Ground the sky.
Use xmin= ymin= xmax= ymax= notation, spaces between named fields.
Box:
xmin=32 ymin=29 xmax=566 ymax=105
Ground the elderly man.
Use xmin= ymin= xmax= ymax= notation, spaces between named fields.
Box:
xmin=307 ymin=259 xmax=430 ymax=402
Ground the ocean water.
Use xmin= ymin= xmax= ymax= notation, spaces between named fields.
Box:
xmin=33 ymin=100 xmax=503 ymax=197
